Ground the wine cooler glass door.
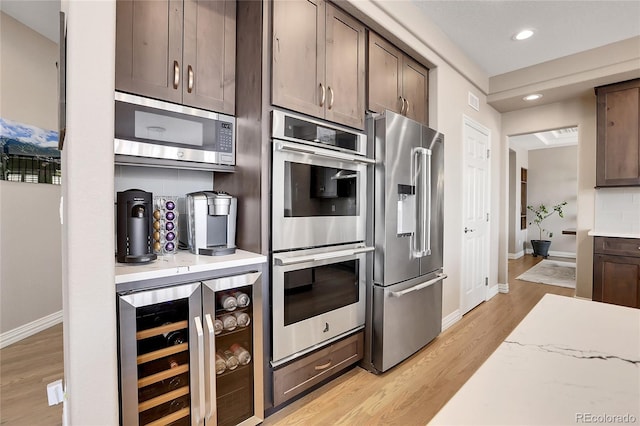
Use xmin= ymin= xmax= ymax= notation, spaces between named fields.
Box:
xmin=203 ymin=271 xmax=262 ymax=426
xmin=118 ymin=282 xmax=204 ymax=426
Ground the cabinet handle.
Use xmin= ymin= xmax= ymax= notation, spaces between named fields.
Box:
xmin=400 ymin=97 xmax=408 ymax=115
xmin=405 ymin=98 xmax=410 ymax=115
xmin=314 ymin=360 xmax=332 ymax=371
xmin=187 ymin=65 xmax=194 ymax=93
xmin=173 ymin=60 xmax=180 ymax=90
xmin=319 ymin=83 xmax=326 ymax=107
xmin=328 ymin=86 xmax=334 ymax=110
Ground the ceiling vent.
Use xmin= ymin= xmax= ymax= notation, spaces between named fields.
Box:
xmin=468 ymin=92 xmax=479 ymax=111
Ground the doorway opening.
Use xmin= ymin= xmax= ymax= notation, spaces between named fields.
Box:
xmin=507 ymin=127 xmax=578 ymax=292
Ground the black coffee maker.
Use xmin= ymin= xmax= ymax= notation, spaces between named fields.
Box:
xmin=116 ymin=189 xmax=157 ymax=263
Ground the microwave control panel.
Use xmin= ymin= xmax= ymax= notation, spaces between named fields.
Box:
xmin=216 ymin=121 xmax=234 ymax=153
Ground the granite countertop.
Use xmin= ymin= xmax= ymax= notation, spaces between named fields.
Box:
xmin=588 ymin=230 xmax=640 ymax=239
xmin=430 ymin=294 xmax=640 ymax=425
xmin=115 ymin=249 xmax=267 ymax=284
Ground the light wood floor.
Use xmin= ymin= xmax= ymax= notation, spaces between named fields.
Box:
xmin=0 ymin=255 xmax=574 ymax=425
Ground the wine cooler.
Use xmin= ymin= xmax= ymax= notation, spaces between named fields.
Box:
xmin=117 ymin=269 xmax=264 ymax=426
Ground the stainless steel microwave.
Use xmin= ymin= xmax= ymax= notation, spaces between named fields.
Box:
xmin=114 ymin=92 xmax=235 ymax=170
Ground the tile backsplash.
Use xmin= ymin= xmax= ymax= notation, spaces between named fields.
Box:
xmin=594 ymin=187 xmax=640 ymax=235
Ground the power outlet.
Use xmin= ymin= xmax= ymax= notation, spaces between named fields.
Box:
xmin=47 ymin=379 xmax=64 ymax=406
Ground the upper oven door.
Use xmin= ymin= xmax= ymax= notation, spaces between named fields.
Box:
xmin=271 ymin=140 xmax=372 ymax=251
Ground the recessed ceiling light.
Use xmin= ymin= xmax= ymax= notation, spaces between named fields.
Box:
xmin=513 ymin=29 xmax=534 ymax=41
xmin=523 ymin=94 xmax=543 ymax=101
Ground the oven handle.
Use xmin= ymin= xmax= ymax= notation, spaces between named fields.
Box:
xmin=274 ymin=140 xmax=375 ymax=164
xmin=390 ymin=273 xmax=447 ymax=298
xmin=274 ymin=246 xmax=374 ymax=266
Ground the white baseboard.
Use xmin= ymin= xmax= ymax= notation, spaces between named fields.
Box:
xmin=486 ymin=284 xmax=499 ymax=300
xmin=508 ymin=251 xmax=524 ymax=260
xmin=524 ymin=248 xmax=576 ymax=259
xmin=498 ymin=283 xmax=509 ymax=293
xmin=441 ymin=309 xmax=462 ymax=332
xmin=0 ymin=310 xmax=63 ymax=349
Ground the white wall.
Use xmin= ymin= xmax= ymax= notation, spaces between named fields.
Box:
xmin=502 ymin=97 xmax=596 ymax=299
xmin=527 ymin=145 xmax=578 ymax=256
xmin=508 ymin=146 xmax=529 ymax=257
xmin=0 ymin=12 xmax=62 ymax=336
xmin=61 ymin=1 xmax=119 ymax=422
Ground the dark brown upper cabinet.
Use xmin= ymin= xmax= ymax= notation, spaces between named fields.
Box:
xmin=368 ymin=31 xmax=429 ymax=126
xmin=272 ymin=0 xmax=366 ymax=130
xmin=595 ymin=79 xmax=640 ymax=187
xmin=116 ymin=0 xmax=236 ymax=115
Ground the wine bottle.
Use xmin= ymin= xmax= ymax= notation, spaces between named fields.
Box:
xmin=163 ymin=328 xmax=186 ymax=346
xmin=220 ymin=314 xmax=237 ymax=331
xmin=220 ymin=349 xmax=239 ymax=370
xmin=215 ymin=352 xmax=227 ymax=375
xmin=213 ymin=318 xmax=224 ymax=335
xmin=232 ymin=291 xmax=250 ymax=308
xmin=233 ymin=311 xmax=251 ymax=328
xmin=230 ymin=343 xmax=251 ymax=365
xmin=218 ymin=293 xmax=237 ymax=311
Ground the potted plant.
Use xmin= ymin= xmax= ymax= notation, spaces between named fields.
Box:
xmin=527 ymin=201 xmax=567 ymax=258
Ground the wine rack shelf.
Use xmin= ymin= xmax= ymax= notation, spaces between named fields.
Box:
xmin=137 ymin=343 xmax=188 ymax=365
xmin=138 ymin=364 xmax=189 ymax=388
xmin=136 ymin=320 xmax=188 ymax=340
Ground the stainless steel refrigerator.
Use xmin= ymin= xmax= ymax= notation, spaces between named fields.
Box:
xmin=365 ymin=110 xmax=446 ymax=373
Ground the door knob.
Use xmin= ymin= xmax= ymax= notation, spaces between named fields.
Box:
xmin=464 ymin=227 xmax=475 ymax=233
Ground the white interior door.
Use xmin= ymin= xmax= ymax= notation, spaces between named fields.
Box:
xmin=461 ymin=116 xmax=491 ymax=315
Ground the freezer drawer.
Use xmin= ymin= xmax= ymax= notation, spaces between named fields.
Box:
xmin=371 ymin=273 xmax=444 ymax=373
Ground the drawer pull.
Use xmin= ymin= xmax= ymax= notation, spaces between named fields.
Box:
xmin=314 ymin=360 xmax=332 ymax=371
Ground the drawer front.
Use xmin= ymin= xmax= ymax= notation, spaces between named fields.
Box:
xmin=273 ymin=331 xmax=364 ymax=407
xmin=594 ymin=237 xmax=640 ymax=257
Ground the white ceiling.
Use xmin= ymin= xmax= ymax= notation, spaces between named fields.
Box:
xmin=510 ymin=127 xmax=578 ymax=151
xmin=412 ymin=0 xmax=640 ymax=77
xmin=1 ymin=0 xmax=60 ymax=43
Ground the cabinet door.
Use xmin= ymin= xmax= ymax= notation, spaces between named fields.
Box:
xmin=402 ymin=57 xmax=429 ymax=126
xmin=115 ymin=0 xmax=183 ymax=104
xmin=183 ymin=0 xmax=236 ymax=114
xmin=324 ymin=4 xmax=365 ymax=129
xmin=272 ymin=0 xmax=325 ymax=119
xmin=593 ymin=254 xmax=640 ymax=308
xmin=367 ymin=32 xmax=402 ymax=115
xmin=596 ymin=81 xmax=640 ymax=187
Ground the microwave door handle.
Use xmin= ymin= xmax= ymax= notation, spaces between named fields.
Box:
xmin=193 ymin=316 xmax=205 ymax=425
xmin=204 ymin=314 xmax=217 ymax=424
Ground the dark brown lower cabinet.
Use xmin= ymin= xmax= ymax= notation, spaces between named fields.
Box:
xmin=593 ymin=237 xmax=640 ymax=308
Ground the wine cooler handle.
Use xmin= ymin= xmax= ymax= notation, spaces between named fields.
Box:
xmin=194 ymin=316 xmax=205 ymax=425
xmin=204 ymin=314 xmax=217 ymax=424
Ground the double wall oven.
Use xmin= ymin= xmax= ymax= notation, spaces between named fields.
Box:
xmin=270 ymin=111 xmax=374 ymax=366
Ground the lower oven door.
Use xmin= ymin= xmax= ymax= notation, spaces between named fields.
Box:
xmin=271 ymin=244 xmax=372 ymax=365
xmin=271 ymin=140 xmax=371 ymax=251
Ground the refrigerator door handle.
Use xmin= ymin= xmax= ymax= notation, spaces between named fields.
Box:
xmin=193 ymin=316 xmax=206 ymax=425
xmin=204 ymin=314 xmax=217 ymax=425
xmin=424 ymin=148 xmax=432 ymax=256
xmin=390 ymin=273 xmax=447 ymax=297
xmin=412 ymin=147 xmax=431 ymax=257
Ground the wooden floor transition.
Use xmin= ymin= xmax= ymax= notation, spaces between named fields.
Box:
xmin=0 ymin=255 xmax=574 ymax=425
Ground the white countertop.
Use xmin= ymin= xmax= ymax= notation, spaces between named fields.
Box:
xmin=430 ymin=294 xmax=640 ymax=425
xmin=588 ymin=230 xmax=640 ymax=239
xmin=115 ymin=249 xmax=267 ymax=284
